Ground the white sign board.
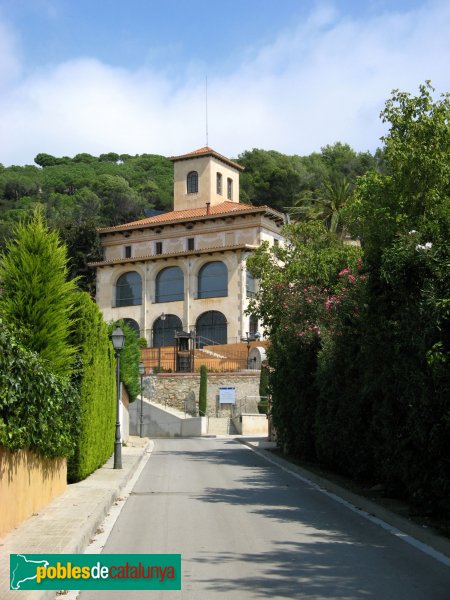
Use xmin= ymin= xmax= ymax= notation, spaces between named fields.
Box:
xmin=219 ymin=387 xmax=236 ymax=404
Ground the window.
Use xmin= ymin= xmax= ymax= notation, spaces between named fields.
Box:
xmin=115 ymin=272 xmax=142 ymax=307
xmin=216 ymin=172 xmax=222 ymax=195
xmin=198 ymin=261 xmax=228 ymax=299
xmin=227 ymin=177 xmax=233 ymax=200
xmin=246 ymin=271 xmax=257 ymax=298
xmin=153 ymin=314 xmax=182 ymax=348
xmin=187 ymin=171 xmax=198 ymax=194
xmin=196 ymin=311 xmax=227 ymax=345
xmin=249 ymin=314 xmax=259 ymax=337
xmin=123 ymin=318 xmax=140 ymax=336
xmin=155 ymin=266 xmax=184 ymax=302
xmin=124 ymin=245 xmax=132 ymax=258
xmin=187 ymin=238 xmax=195 ymax=251
xmin=155 ymin=241 xmax=163 ymax=255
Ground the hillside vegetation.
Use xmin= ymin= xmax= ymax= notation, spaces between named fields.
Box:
xmin=0 ymin=144 xmax=383 ymax=291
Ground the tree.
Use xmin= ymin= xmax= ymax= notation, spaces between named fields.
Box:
xmin=247 ymin=222 xmax=360 ymax=455
xmin=95 ymin=174 xmax=143 ymax=225
xmin=0 ymin=208 xmax=79 ymax=376
xmin=289 ymin=175 xmax=353 ymax=236
xmin=343 ymin=82 xmax=450 ymax=509
xmin=199 ymin=365 xmax=208 ymax=416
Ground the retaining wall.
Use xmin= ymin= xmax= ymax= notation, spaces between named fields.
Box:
xmin=142 ymin=372 xmax=260 ymax=416
xmin=0 ymin=447 xmax=66 ymax=538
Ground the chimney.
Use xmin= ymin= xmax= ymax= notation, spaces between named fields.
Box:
xmin=206 ymin=202 xmax=211 ymax=215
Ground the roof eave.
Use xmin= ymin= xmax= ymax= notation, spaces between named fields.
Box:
xmin=97 ymin=205 xmax=284 ymax=235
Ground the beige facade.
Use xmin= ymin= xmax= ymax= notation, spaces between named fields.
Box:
xmin=91 ymin=147 xmax=285 ymax=346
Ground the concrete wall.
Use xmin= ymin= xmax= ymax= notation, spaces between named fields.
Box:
xmin=146 ymin=372 xmax=260 ymax=416
xmin=0 ymin=447 xmax=67 ymax=537
xmin=232 ymin=414 xmax=269 ymax=436
xmin=129 ymin=398 xmax=207 ymax=437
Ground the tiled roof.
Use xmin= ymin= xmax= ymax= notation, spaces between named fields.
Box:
xmin=98 ymin=201 xmax=283 ymax=233
xmin=169 ymin=147 xmax=244 ymax=171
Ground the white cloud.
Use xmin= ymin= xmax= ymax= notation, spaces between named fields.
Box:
xmin=0 ymin=1 xmax=449 ymax=165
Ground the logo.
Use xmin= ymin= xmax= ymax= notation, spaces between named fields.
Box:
xmin=10 ymin=554 xmax=181 ymax=590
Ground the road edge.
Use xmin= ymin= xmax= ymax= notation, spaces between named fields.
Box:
xmin=238 ymin=438 xmax=450 ymax=563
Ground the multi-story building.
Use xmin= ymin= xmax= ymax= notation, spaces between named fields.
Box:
xmin=91 ymin=147 xmax=285 ymax=347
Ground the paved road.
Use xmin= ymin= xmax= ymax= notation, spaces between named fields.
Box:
xmin=79 ymin=438 xmax=450 ymax=599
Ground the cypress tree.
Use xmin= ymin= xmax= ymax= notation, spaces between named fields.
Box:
xmin=0 ymin=208 xmax=78 ymax=376
xmin=199 ymin=365 xmax=208 ymax=416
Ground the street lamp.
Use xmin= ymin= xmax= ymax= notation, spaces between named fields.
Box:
xmin=139 ymin=361 xmax=145 ymax=438
xmin=111 ymin=326 xmax=125 ymax=469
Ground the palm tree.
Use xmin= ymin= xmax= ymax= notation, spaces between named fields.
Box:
xmin=288 ymin=176 xmax=352 ymax=237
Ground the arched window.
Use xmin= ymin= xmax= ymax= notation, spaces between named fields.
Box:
xmin=153 ymin=314 xmax=182 ymax=348
xmin=196 ymin=311 xmax=227 ymax=345
xmin=123 ymin=318 xmax=140 ymax=336
xmin=116 ymin=271 xmax=142 ymax=306
xmin=198 ymin=261 xmax=228 ymax=299
xmin=187 ymin=171 xmax=198 ymax=194
xmin=155 ymin=266 xmax=184 ymax=303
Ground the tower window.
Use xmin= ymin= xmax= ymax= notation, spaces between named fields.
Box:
xmin=124 ymin=245 xmax=132 ymax=258
xmin=227 ymin=177 xmax=233 ymax=200
xmin=187 ymin=171 xmax=198 ymax=194
xmin=155 ymin=241 xmax=163 ymax=255
xmin=187 ymin=237 xmax=195 ymax=251
xmin=216 ymin=172 xmax=223 ymax=195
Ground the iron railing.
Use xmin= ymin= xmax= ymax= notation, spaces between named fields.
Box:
xmin=140 ymin=346 xmax=258 ymax=373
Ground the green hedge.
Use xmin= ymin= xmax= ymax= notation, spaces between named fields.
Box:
xmin=68 ymin=293 xmax=116 ymax=482
xmin=0 ymin=319 xmax=78 ymax=458
xmin=108 ymin=320 xmax=140 ymax=402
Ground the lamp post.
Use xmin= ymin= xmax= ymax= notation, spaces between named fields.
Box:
xmin=111 ymin=326 xmax=125 ymax=469
xmin=161 ymin=312 xmax=166 ymax=347
xmin=241 ymin=331 xmax=252 ymax=369
xmin=139 ymin=361 xmax=145 ymax=438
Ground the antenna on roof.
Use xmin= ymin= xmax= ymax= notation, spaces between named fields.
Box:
xmin=205 ymin=75 xmax=209 ymax=147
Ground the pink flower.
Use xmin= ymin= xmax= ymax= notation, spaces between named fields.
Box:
xmin=339 ymin=268 xmax=350 ymax=276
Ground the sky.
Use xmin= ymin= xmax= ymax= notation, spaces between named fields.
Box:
xmin=0 ymin=0 xmax=449 ymax=166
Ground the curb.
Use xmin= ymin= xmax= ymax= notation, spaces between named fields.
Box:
xmin=238 ymin=438 xmax=450 ymax=561
xmin=63 ymin=439 xmax=153 ymax=557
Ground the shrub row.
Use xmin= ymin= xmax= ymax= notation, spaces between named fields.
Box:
xmin=68 ymin=293 xmax=116 ymax=482
xmin=0 ymin=319 xmax=78 ymax=458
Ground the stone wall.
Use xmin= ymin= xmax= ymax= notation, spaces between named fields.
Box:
xmin=0 ymin=447 xmax=67 ymax=537
xmin=142 ymin=372 xmax=260 ymax=417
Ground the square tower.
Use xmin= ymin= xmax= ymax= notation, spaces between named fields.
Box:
xmin=170 ymin=146 xmax=244 ymax=211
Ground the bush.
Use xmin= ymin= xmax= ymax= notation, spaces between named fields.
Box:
xmin=199 ymin=365 xmax=208 ymax=416
xmin=0 ymin=319 xmax=79 ymax=458
xmin=68 ymin=293 xmax=116 ymax=482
